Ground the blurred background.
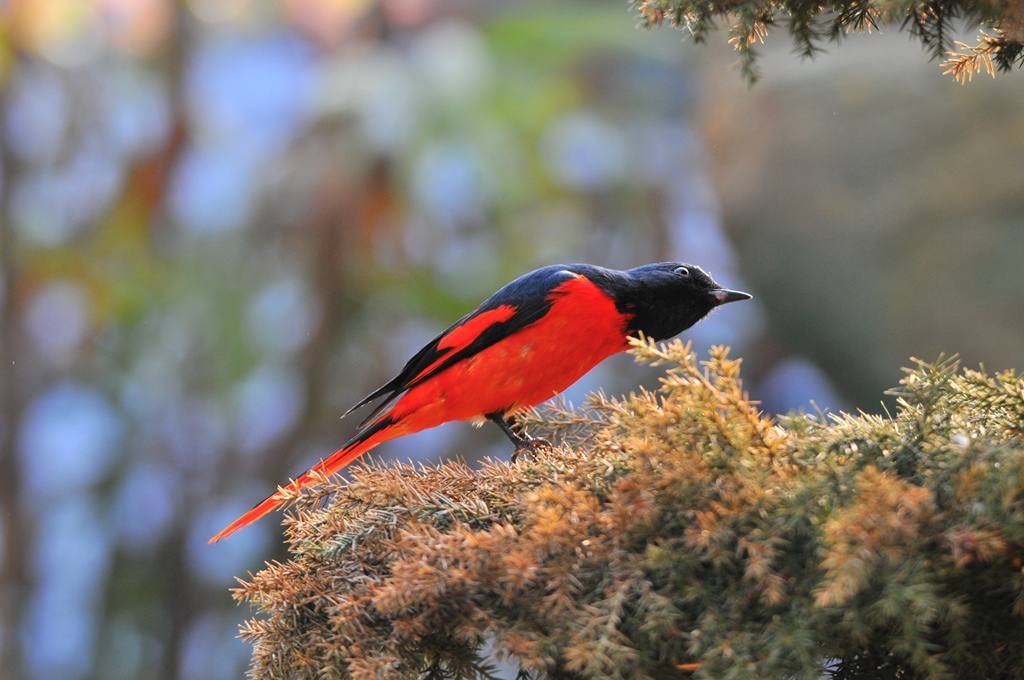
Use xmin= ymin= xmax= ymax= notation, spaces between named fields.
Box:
xmin=0 ymin=0 xmax=1021 ymax=678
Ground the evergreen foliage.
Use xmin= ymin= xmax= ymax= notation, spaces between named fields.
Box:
xmin=235 ymin=340 xmax=1024 ymax=679
xmin=629 ymin=0 xmax=1024 ymax=82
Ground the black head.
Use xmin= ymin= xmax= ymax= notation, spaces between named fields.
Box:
xmin=600 ymin=262 xmax=751 ymax=341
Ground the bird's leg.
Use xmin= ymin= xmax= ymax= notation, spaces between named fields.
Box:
xmin=486 ymin=413 xmax=551 ymax=462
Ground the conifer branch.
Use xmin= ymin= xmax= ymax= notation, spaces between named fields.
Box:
xmin=235 ymin=344 xmax=1024 ymax=680
xmin=631 ymin=0 xmax=1024 ymax=82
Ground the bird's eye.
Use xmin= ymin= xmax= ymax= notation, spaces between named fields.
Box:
xmin=674 ymin=266 xmax=690 ymax=278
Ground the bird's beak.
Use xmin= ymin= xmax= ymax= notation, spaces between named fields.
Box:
xmin=711 ymin=288 xmax=752 ymax=305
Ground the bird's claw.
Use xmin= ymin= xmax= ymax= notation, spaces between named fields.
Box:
xmin=510 ymin=437 xmax=552 ymax=463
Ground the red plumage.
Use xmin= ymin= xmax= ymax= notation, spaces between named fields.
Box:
xmin=209 ymin=263 xmax=749 ymax=542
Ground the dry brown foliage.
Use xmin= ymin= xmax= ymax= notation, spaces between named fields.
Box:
xmin=235 ymin=341 xmax=1024 ymax=679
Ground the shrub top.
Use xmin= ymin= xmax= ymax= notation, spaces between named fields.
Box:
xmin=236 ymin=339 xmax=1024 ymax=680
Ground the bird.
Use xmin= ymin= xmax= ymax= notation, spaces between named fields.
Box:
xmin=209 ymin=262 xmax=750 ymax=542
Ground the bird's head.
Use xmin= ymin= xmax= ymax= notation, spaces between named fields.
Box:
xmin=609 ymin=262 xmax=751 ymax=341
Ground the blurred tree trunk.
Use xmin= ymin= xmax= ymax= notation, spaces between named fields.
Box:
xmin=157 ymin=9 xmax=193 ymax=679
xmin=0 ymin=62 xmax=26 ymax=680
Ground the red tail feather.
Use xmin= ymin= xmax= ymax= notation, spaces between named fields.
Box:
xmin=208 ymin=419 xmax=402 ymax=543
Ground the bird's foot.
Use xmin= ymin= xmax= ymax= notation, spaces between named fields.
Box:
xmin=486 ymin=413 xmax=552 ymax=463
xmin=510 ymin=436 xmax=552 ymax=463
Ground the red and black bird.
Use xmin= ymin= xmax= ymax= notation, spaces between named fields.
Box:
xmin=210 ymin=262 xmax=750 ymax=542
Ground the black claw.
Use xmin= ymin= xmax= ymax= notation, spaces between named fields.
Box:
xmin=487 ymin=413 xmax=551 ymax=462
xmin=510 ymin=436 xmax=551 ymax=463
